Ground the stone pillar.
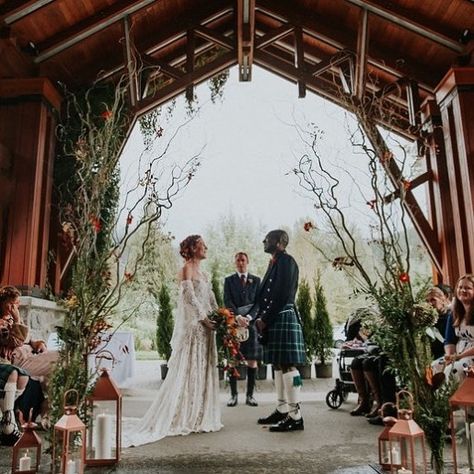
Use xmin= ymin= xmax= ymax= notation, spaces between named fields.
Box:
xmin=435 ymin=68 xmax=474 ymax=278
xmin=0 ymin=78 xmax=61 ymax=293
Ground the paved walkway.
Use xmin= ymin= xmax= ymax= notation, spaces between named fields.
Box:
xmin=0 ymin=361 xmax=453 ymax=473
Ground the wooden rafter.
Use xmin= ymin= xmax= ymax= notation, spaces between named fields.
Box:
xmin=294 ymin=25 xmax=305 ymax=98
xmin=342 ymin=0 xmax=464 ymax=53
xmin=133 ymin=51 xmax=236 ymax=118
xmin=33 ymin=0 xmax=160 ymax=63
xmin=194 ymin=26 xmax=234 ymax=50
xmin=237 ymin=0 xmax=255 ymax=81
xmin=355 ymin=8 xmax=369 ymax=99
xmin=0 ymin=0 xmax=54 ymax=24
xmin=256 ymin=0 xmax=436 ymax=92
xmin=256 ymin=24 xmax=293 ymax=49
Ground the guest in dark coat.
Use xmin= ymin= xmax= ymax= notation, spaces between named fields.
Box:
xmin=255 ymin=230 xmax=305 ymax=432
xmin=224 ymin=252 xmax=261 ymax=407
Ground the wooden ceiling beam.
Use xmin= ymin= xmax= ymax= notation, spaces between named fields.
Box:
xmin=255 ymin=24 xmax=294 ymax=49
xmin=342 ymin=0 xmax=464 ymax=53
xmin=34 ymin=0 xmax=157 ymax=63
xmin=256 ymin=1 xmax=436 ymax=91
xmin=294 ymin=25 xmax=306 ymax=98
xmin=142 ymin=55 xmax=184 ymax=80
xmin=237 ymin=0 xmax=255 ymax=81
xmin=254 ymin=48 xmax=415 ymax=140
xmin=0 ymin=0 xmax=54 ymax=25
xmin=133 ymin=50 xmax=236 ymax=118
xmin=355 ymin=8 xmax=369 ymax=99
xmin=194 ymin=26 xmax=233 ymax=50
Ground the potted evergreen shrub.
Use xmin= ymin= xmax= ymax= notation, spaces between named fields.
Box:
xmin=156 ymin=283 xmax=174 ymax=379
xmin=313 ymin=276 xmax=334 ymax=378
xmin=296 ymin=279 xmax=313 ymax=379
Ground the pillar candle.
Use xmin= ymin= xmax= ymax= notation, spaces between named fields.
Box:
xmin=19 ymin=451 xmax=31 ymax=471
xmin=391 ymin=445 xmax=401 ymax=465
xmin=398 ymin=469 xmax=413 ymax=474
xmin=95 ymin=413 xmax=112 ymax=459
xmin=66 ymin=459 xmax=76 ymax=474
xmin=470 ymin=422 xmax=474 ymax=461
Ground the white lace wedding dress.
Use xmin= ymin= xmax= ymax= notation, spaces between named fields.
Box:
xmin=122 ymin=277 xmax=222 ymax=447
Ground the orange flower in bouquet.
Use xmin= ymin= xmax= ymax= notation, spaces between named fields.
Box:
xmin=208 ymin=307 xmax=246 ymax=377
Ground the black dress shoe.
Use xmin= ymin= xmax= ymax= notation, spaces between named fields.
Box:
xmin=368 ymin=415 xmax=384 ymax=426
xmin=246 ymin=396 xmax=258 ymax=407
xmin=269 ymin=416 xmax=304 ymax=432
xmin=227 ymin=395 xmax=238 ymax=407
xmin=257 ymin=409 xmax=287 ymax=425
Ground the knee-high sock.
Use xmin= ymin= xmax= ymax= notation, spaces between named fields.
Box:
xmin=1 ymin=382 xmax=19 ymax=434
xmin=246 ymin=367 xmax=256 ymax=397
xmin=283 ymin=370 xmax=302 ymax=420
xmin=274 ymin=370 xmax=288 ymax=413
xmin=228 ymin=376 xmax=238 ymax=396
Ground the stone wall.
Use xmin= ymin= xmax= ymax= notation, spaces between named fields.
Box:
xmin=19 ymin=296 xmax=66 ymax=342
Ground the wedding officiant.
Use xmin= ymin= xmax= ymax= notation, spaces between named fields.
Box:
xmin=224 ymin=252 xmax=262 ymax=407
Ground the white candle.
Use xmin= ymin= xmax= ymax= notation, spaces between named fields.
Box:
xmin=470 ymin=422 xmax=474 ymax=461
xmin=19 ymin=451 xmax=31 ymax=471
xmin=391 ymin=445 xmax=401 ymax=465
xmin=398 ymin=469 xmax=413 ymax=474
xmin=66 ymin=459 xmax=76 ymax=474
xmin=95 ymin=413 xmax=112 ymax=459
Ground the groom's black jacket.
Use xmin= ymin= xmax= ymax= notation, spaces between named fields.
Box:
xmin=256 ymin=250 xmax=299 ymax=327
xmin=223 ymin=273 xmax=260 ymax=320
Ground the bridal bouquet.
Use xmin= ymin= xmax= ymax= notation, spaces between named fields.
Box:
xmin=208 ymin=307 xmax=246 ymax=377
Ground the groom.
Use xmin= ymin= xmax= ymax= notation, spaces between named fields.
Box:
xmin=255 ymin=229 xmax=305 ymax=432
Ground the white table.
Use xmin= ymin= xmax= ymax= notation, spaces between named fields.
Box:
xmin=47 ymin=331 xmax=136 ymax=386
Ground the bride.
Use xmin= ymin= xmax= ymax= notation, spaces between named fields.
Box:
xmin=123 ymin=234 xmax=222 ymax=447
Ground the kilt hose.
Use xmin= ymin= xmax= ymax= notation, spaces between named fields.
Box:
xmin=263 ymin=305 xmax=305 ymax=366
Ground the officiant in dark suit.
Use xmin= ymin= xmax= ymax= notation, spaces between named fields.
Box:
xmin=224 ymin=252 xmax=262 ymax=407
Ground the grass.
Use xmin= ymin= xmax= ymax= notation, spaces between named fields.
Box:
xmin=135 ymin=350 xmax=162 ymax=360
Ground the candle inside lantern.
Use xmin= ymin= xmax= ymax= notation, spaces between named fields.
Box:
xmin=391 ymin=445 xmax=401 ymax=465
xmin=19 ymin=451 xmax=31 ymax=471
xmin=66 ymin=459 xmax=76 ymax=474
xmin=397 ymin=468 xmax=413 ymax=474
xmin=95 ymin=413 xmax=112 ymax=459
xmin=470 ymin=422 xmax=474 ymax=461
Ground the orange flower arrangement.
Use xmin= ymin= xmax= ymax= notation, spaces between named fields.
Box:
xmin=208 ymin=307 xmax=246 ymax=377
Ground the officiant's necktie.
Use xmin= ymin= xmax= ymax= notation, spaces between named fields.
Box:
xmin=240 ymin=274 xmax=246 ymax=287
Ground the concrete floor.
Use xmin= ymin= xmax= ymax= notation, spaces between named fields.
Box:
xmin=0 ymin=361 xmax=456 ymax=473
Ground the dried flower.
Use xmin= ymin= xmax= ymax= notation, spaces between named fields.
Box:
xmin=90 ymin=215 xmax=101 ymax=233
xmin=126 ymin=214 xmax=133 ymax=225
xmin=156 ymin=126 xmax=164 ymax=137
xmin=399 ymin=272 xmax=410 ymax=283
xmin=124 ymin=271 xmax=133 ymax=282
xmin=367 ymin=199 xmax=376 ymax=210
xmin=303 ymin=221 xmax=314 ymax=232
xmin=101 ymin=110 xmax=113 ymax=120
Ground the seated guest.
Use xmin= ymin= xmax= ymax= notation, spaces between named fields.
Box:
xmin=439 ymin=274 xmax=474 ymax=382
xmin=0 ymin=286 xmax=57 ymax=426
xmin=425 ymin=286 xmax=452 ymax=360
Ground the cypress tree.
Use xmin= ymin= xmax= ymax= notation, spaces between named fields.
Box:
xmin=296 ymin=279 xmax=313 ymax=364
xmin=313 ymin=276 xmax=333 ymax=365
xmin=156 ymin=283 xmax=174 ymax=360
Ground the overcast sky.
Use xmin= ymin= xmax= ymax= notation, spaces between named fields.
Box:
xmin=120 ymin=65 xmax=416 ymax=242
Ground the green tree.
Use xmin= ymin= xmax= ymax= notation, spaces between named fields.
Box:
xmin=211 ymin=261 xmax=224 ymax=307
xmin=313 ymin=276 xmax=333 ymax=365
xmin=296 ymin=279 xmax=313 ymax=363
xmin=156 ymin=283 xmax=174 ymax=360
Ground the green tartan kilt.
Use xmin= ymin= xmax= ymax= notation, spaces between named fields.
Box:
xmin=0 ymin=364 xmax=29 ymax=396
xmin=263 ymin=306 xmax=306 ymax=365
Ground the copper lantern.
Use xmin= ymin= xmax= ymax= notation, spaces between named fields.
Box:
xmin=449 ymin=368 xmax=474 ymax=473
xmin=388 ymin=390 xmax=427 ymax=474
xmin=85 ymin=351 xmax=122 ymax=466
xmin=52 ymin=389 xmax=86 ymax=474
xmin=12 ymin=414 xmax=42 ymax=473
xmin=378 ymin=403 xmax=398 ymax=471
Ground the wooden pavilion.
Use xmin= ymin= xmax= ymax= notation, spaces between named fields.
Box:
xmin=0 ymin=0 xmax=473 ymax=295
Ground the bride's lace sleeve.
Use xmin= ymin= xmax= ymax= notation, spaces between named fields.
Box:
xmin=209 ymin=288 xmax=218 ymax=311
xmin=181 ymin=280 xmax=207 ymax=321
